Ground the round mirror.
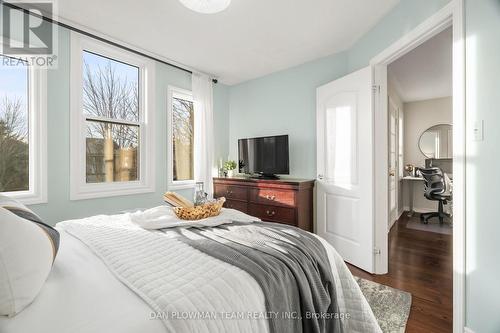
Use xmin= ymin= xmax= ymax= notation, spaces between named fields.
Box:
xmin=418 ymin=124 xmax=453 ymax=159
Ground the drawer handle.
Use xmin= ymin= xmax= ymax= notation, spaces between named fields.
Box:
xmin=265 ymin=195 xmax=276 ymax=201
xmin=266 ymin=210 xmax=276 ymax=217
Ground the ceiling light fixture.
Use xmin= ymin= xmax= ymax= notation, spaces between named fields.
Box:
xmin=179 ymin=0 xmax=231 ymax=14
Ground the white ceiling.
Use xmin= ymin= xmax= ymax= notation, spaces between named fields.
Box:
xmin=51 ymin=0 xmax=399 ymax=85
xmin=388 ymin=27 xmax=452 ymax=103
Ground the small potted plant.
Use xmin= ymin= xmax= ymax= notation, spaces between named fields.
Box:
xmin=224 ymin=160 xmax=237 ymax=178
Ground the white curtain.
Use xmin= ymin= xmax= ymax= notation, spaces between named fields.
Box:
xmin=193 ymin=73 xmax=215 ymax=198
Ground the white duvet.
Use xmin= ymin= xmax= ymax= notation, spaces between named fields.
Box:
xmin=0 ymin=209 xmax=381 ymax=333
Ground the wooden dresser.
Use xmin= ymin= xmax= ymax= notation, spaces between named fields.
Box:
xmin=213 ymin=177 xmax=315 ymax=232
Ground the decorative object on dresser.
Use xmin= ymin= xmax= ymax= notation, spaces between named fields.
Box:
xmin=223 ymin=160 xmax=237 ymax=178
xmin=213 ymin=177 xmax=315 ymax=231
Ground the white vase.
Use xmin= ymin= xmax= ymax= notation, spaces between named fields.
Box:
xmin=227 ymin=170 xmax=234 ymax=178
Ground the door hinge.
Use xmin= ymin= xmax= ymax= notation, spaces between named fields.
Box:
xmin=372 ymin=85 xmax=380 ymax=93
xmin=373 ymin=248 xmax=381 ymax=255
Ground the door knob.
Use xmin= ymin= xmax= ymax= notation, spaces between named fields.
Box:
xmin=389 ymin=170 xmax=395 ymax=177
xmin=318 ymin=174 xmax=324 ymax=180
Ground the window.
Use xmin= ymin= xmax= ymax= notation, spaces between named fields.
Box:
xmin=0 ymin=56 xmax=28 ymax=192
xmin=0 ymin=54 xmax=47 ymax=204
xmin=83 ymin=51 xmax=140 ymax=184
xmin=70 ymin=33 xmax=155 ymax=200
xmin=168 ymin=87 xmax=195 ymax=189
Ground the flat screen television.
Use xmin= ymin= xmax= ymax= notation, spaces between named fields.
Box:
xmin=238 ymin=135 xmax=289 ymax=179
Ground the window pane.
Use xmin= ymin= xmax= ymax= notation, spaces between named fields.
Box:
xmin=82 ymin=51 xmax=139 ymax=122
xmin=86 ymin=120 xmax=139 ymax=183
xmin=172 ymin=97 xmax=194 ymax=181
xmin=0 ymin=55 xmax=29 ymax=192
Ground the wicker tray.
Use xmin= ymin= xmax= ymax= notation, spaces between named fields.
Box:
xmin=173 ymin=197 xmax=226 ymax=220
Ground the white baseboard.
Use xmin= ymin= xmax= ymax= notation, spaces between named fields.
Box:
xmin=387 ymin=210 xmax=404 ymax=232
xmin=464 ymin=327 xmax=475 ymax=333
xmin=388 ymin=218 xmax=396 ymax=232
xmin=402 ymin=206 xmax=436 ymax=214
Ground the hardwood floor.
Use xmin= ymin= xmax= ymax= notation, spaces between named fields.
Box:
xmin=348 ymin=214 xmax=453 ymax=333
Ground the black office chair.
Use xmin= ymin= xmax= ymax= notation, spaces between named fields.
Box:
xmin=418 ymin=167 xmax=451 ymax=224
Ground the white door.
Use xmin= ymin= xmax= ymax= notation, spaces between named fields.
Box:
xmin=388 ymin=97 xmax=398 ymax=226
xmin=316 ymin=66 xmax=374 ymax=273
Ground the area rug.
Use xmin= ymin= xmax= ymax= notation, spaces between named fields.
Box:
xmin=405 ymin=218 xmax=452 ymax=235
xmin=355 ymin=277 xmax=412 ymax=333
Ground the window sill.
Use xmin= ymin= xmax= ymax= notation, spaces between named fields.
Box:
xmin=167 ymin=181 xmax=196 ymax=191
xmin=70 ymin=182 xmax=155 ymax=201
xmin=2 ymin=190 xmax=48 ymax=205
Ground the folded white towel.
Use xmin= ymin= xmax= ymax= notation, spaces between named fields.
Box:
xmin=129 ymin=206 xmax=260 ymax=230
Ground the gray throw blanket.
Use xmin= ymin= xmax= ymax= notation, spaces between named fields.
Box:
xmin=172 ymin=222 xmax=343 ymax=333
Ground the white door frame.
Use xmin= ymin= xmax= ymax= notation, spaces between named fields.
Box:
xmin=370 ymin=1 xmax=465 ymax=332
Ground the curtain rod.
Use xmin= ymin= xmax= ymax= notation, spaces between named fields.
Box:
xmin=1 ymin=2 xmax=219 ymax=84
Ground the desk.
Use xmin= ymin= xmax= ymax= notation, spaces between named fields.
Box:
xmin=402 ymin=176 xmax=425 ymax=217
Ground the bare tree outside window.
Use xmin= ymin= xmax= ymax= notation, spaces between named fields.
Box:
xmin=0 ymin=55 xmax=29 ymax=193
xmin=82 ymin=51 xmax=140 ymax=183
xmin=172 ymin=96 xmax=194 ymax=181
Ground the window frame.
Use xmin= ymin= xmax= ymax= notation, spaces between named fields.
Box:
xmin=70 ymin=32 xmax=155 ymax=200
xmin=0 ymin=44 xmax=47 ymax=204
xmin=167 ymin=86 xmax=195 ymax=190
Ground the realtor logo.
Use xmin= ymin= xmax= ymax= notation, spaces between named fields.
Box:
xmin=1 ymin=1 xmax=57 ymax=67
xmin=2 ymin=2 xmax=53 ymax=54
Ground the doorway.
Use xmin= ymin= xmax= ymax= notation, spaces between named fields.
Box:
xmin=388 ymin=26 xmax=453 ymax=229
xmin=316 ymin=1 xmax=464 ymax=330
xmin=371 ymin=1 xmax=465 ymax=332
xmin=383 ymin=25 xmax=454 ymax=332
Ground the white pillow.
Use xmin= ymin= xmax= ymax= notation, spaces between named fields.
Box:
xmin=0 ymin=194 xmax=59 ymax=317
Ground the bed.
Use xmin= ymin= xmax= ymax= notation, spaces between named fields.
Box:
xmin=0 ymin=208 xmax=381 ymax=333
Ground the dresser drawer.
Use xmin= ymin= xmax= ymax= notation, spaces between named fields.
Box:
xmin=213 ymin=177 xmax=314 ymax=232
xmin=248 ymin=203 xmax=296 ymax=225
xmin=249 ymin=188 xmax=295 ymax=207
xmin=224 ymin=200 xmax=248 ymax=213
xmin=214 ymin=185 xmax=248 ymax=201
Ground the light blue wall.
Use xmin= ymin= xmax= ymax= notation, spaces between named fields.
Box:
xmin=347 ymin=0 xmax=451 ymax=72
xmin=213 ymin=83 xmax=230 ymax=163
xmin=28 ymin=25 xmax=227 ymax=225
xmin=464 ymin=1 xmax=500 ymax=332
xmin=228 ymin=52 xmax=349 ymax=179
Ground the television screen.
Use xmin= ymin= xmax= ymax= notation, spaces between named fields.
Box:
xmin=238 ymin=135 xmax=289 ymax=176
